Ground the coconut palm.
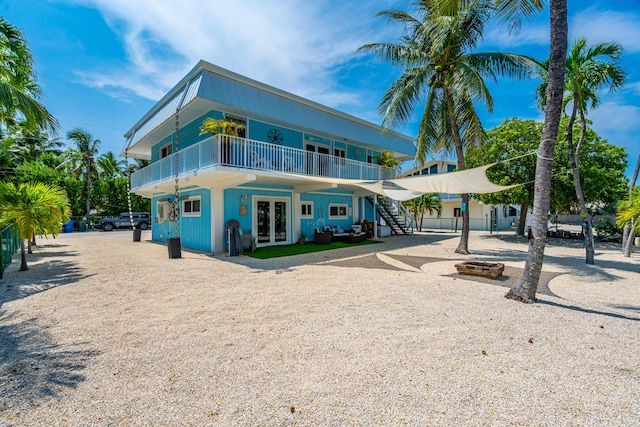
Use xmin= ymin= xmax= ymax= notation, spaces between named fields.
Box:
xmin=621 ymin=154 xmax=640 ymax=256
xmin=0 ymin=181 xmax=69 ymax=271
xmin=536 ymin=38 xmax=626 ymax=265
xmin=66 ymin=128 xmax=101 ymax=227
xmin=359 ymin=0 xmax=537 ymax=254
xmin=0 ymin=18 xmax=59 ymax=132
xmin=97 ymin=151 xmax=126 ymax=179
xmin=405 ymin=193 xmax=442 ymax=231
xmin=9 ymin=119 xmax=63 ymax=162
xmin=427 ymin=0 xmax=567 ymax=302
xmin=616 ymin=187 xmax=640 ymax=234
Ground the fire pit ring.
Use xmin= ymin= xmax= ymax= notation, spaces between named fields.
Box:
xmin=455 ymin=261 xmax=505 ymax=279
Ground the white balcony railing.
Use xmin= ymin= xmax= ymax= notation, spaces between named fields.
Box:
xmin=131 ymin=135 xmax=396 ymax=190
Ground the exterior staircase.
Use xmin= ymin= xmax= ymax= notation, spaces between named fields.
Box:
xmin=366 ymin=196 xmax=414 ymax=235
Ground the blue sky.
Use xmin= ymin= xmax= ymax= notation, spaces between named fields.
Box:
xmin=3 ymin=0 xmax=639 ymax=176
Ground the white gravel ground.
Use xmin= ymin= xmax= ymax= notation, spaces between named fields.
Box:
xmin=0 ymin=230 xmax=638 ymax=426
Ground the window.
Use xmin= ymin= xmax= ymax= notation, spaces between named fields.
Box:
xmin=366 ymin=153 xmax=373 ymax=164
xmin=429 ymin=164 xmax=438 ymax=174
xmin=447 ymin=164 xmax=457 ymax=173
xmin=182 ymin=196 xmax=201 ymax=217
xmin=334 ymin=148 xmax=346 ymax=167
xmin=329 ymin=204 xmax=348 ymax=219
xmin=160 ymin=143 xmax=173 ymax=159
xmin=454 ymin=207 xmax=462 ymax=217
xmin=301 ymin=202 xmax=314 ymax=219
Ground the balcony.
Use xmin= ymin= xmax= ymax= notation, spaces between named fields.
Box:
xmin=131 ymin=135 xmax=396 ymax=191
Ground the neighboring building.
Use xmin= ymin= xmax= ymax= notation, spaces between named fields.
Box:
xmin=123 ymin=60 xmax=415 ymax=253
xmin=400 ymin=160 xmax=519 ymax=232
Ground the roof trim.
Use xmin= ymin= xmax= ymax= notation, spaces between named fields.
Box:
xmin=124 ymin=60 xmax=414 ymax=146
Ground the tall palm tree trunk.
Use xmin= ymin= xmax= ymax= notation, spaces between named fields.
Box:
xmin=19 ymin=238 xmax=28 ymax=271
xmin=506 ymin=0 xmax=567 ymax=303
xmin=622 ymin=154 xmax=640 ymax=256
xmin=445 ymin=88 xmax=470 ymax=254
xmin=86 ymin=157 xmax=92 ymax=228
xmin=517 ymin=200 xmax=530 ymax=236
xmin=567 ymin=94 xmax=595 ymax=264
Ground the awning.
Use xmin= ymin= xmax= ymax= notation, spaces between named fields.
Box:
xmin=272 ymin=162 xmax=514 ymax=200
xmin=389 ymin=163 xmax=515 ymax=195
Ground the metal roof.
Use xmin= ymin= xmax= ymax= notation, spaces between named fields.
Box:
xmin=122 ymin=60 xmax=416 ymax=160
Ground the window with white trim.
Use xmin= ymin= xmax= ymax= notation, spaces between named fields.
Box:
xmin=160 ymin=143 xmax=173 ymax=159
xmin=329 ymin=204 xmax=348 ymax=219
xmin=301 ymin=202 xmax=314 ymax=219
xmin=182 ymin=196 xmax=201 ymax=217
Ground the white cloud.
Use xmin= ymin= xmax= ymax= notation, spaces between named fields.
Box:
xmin=571 ymin=8 xmax=640 ymax=53
xmin=62 ymin=0 xmax=400 ymax=109
xmin=586 ymin=100 xmax=640 ymax=168
xmin=482 ymin=23 xmax=549 ymax=49
xmin=623 ymin=81 xmax=640 ymax=96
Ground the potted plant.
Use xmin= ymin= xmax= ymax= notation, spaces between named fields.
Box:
xmin=298 ymin=231 xmax=306 ymax=244
xmin=199 ymin=118 xmax=244 ymax=164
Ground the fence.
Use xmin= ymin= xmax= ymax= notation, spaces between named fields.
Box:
xmin=418 ymin=216 xmax=518 ymax=233
xmin=1 ymin=224 xmax=20 ymax=279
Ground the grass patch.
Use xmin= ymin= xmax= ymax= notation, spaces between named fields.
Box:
xmin=244 ymin=239 xmax=381 ymax=259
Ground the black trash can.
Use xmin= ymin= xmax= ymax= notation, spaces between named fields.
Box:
xmin=133 ymin=229 xmax=142 ymax=242
xmin=167 ymin=237 xmax=181 ymax=259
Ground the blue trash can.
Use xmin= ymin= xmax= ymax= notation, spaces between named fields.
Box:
xmin=63 ymin=220 xmax=74 ymax=233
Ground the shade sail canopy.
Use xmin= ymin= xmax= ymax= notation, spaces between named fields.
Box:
xmin=390 ymin=163 xmax=515 ymax=195
xmin=272 ymin=162 xmax=514 ymax=200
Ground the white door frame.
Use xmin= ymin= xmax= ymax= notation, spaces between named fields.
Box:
xmin=252 ymin=195 xmax=291 ymax=247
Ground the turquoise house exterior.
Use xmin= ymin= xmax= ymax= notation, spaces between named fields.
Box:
xmin=123 ymin=60 xmax=415 ymax=253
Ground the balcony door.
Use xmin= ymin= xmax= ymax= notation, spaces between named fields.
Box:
xmin=254 ymin=197 xmax=289 ymax=246
xmin=305 ymin=143 xmax=330 ymax=176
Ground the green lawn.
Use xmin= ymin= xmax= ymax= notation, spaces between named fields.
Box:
xmin=244 ymin=239 xmax=381 ymax=259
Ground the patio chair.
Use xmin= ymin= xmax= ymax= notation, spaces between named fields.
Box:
xmin=314 ymin=228 xmax=332 ymax=244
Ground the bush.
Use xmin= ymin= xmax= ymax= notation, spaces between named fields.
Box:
xmin=593 ymin=216 xmax=620 ymax=239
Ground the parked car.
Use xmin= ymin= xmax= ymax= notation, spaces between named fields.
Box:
xmin=100 ymin=212 xmax=150 ymax=231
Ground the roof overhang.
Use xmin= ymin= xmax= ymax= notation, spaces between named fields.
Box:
xmin=122 ymin=60 xmax=415 ymax=161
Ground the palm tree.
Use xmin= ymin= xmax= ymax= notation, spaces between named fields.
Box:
xmin=359 ymin=1 xmax=537 ymax=255
xmin=0 ymin=18 xmax=58 ymax=132
xmin=536 ymin=38 xmax=626 ymax=265
xmin=9 ymin=119 xmax=63 ymax=162
xmin=429 ymin=0 xmax=567 ymax=302
xmin=97 ymin=151 xmax=126 ymax=179
xmin=621 ymin=154 xmax=640 ymax=257
xmin=0 ymin=181 xmax=69 ymax=271
xmin=66 ymin=128 xmax=101 ymax=227
xmin=494 ymin=0 xmax=567 ymax=304
xmin=405 ymin=193 xmax=442 ymax=231
xmin=616 ymin=187 xmax=640 ymax=235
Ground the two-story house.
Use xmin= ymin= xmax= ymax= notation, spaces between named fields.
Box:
xmin=122 ymin=60 xmax=415 ymax=253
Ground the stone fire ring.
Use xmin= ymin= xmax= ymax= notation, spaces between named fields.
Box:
xmin=455 ymin=261 xmax=505 ymax=279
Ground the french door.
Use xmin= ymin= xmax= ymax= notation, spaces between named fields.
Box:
xmin=254 ymin=197 xmax=289 ymax=246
